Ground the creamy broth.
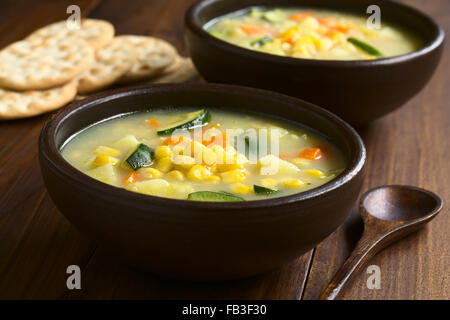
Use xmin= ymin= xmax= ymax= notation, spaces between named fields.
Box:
xmin=61 ymin=109 xmax=346 ymax=201
xmin=206 ymin=8 xmax=422 ymax=60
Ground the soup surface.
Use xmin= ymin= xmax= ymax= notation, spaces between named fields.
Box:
xmin=206 ymin=8 xmax=422 ymax=60
xmin=61 ymin=109 xmax=346 ymax=201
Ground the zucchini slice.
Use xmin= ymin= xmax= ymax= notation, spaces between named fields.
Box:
xmin=157 ymin=109 xmax=211 ymax=136
xmin=347 ymin=37 xmax=382 ymax=57
xmin=262 ymin=10 xmax=284 ymax=23
xmin=251 ymin=36 xmax=273 ymax=47
xmin=187 ymin=191 xmax=245 ymax=202
xmin=125 ymin=143 xmax=154 ymax=171
xmin=254 ymin=185 xmax=278 ymax=195
xmin=248 ymin=8 xmax=264 ymax=19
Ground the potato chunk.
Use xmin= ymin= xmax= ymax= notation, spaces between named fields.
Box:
xmin=86 ymin=164 xmax=118 ymax=185
xmin=258 ymin=155 xmax=300 ymax=175
xmin=125 ymin=179 xmax=170 ymax=197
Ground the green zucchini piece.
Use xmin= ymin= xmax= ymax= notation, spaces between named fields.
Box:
xmin=157 ymin=109 xmax=211 ymax=136
xmin=253 ymin=185 xmax=278 ymax=195
xmin=251 ymin=36 xmax=273 ymax=47
xmin=233 ymin=134 xmax=259 ymax=159
xmin=209 ymin=31 xmax=224 ymax=38
xmin=262 ymin=10 xmax=284 ymax=23
xmin=187 ymin=191 xmax=245 ymax=202
xmin=248 ymin=8 xmax=264 ymax=19
xmin=125 ymin=143 xmax=154 ymax=170
xmin=347 ymin=37 xmax=382 ymax=57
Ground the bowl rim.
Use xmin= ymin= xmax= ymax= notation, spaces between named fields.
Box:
xmin=39 ymin=83 xmax=366 ymax=216
xmin=185 ymin=0 xmax=445 ymax=67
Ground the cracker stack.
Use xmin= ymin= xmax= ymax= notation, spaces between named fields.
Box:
xmin=0 ymin=19 xmax=196 ymax=120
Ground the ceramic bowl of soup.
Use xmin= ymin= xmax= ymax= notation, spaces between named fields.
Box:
xmin=185 ymin=0 xmax=445 ymax=126
xmin=39 ymin=83 xmax=365 ymax=280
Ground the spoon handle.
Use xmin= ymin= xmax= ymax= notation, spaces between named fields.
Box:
xmin=319 ymin=230 xmax=381 ymax=300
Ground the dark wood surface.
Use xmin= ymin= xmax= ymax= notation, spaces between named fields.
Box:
xmin=0 ymin=0 xmax=448 ymax=300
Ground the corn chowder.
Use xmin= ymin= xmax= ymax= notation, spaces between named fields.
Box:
xmin=206 ymin=8 xmax=422 ymax=60
xmin=61 ymin=109 xmax=346 ymax=202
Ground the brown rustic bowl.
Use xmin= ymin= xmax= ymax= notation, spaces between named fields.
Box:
xmin=39 ymin=83 xmax=366 ymax=280
xmin=185 ymin=0 xmax=445 ymax=126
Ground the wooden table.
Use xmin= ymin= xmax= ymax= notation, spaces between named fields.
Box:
xmin=0 ymin=0 xmax=448 ymax=300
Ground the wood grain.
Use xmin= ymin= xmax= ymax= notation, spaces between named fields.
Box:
xmin=0 ymin=0 xmax=448 ymax=300
xmin=303 ymin=0 xmax=450 ymax=300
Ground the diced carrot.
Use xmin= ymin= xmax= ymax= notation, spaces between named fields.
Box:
xmin=203 ymin=132 xmax=228 ymax=147
xmin=149 ymin=118 xmax=158 ymax=128
xmin=162 ymin=135 xmax=190 ymax=146
xmin=290 ymin=12 xmax=314 ymax=21
xmin=283 ymin=37 xmax=296 ymax=45
xmin=319 ymin=17 xmax=338 ymax=28
xmin=332 ymin=25 xmax=351 ymax=34
xmin=124 ymin=172 xmax=137 ymax=184
xmin=324 ymin=29 xmax=338 ymax=38
xmin=240 ymin=25 xmax=268 ymax=35
xmin=298 ymin=147 xmax=322 ymax=160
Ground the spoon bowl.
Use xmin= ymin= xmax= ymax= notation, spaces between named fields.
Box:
xmin=361 ymin=185 xmax=442 ymax=222
xmin=320 ymin=185 xmax=443 ymax=300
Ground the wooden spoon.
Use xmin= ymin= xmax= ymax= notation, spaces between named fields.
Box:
xmin=320 ymin=185 xmax=443 ymax=300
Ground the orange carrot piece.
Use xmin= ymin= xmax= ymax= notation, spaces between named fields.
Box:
xmin=298 ymin=147 xmax=322 ymax=160
xmin=203 ymin=132 xmax=228 ymax=147
xmin=279 ymin=154 xmax=294 ymax=159
xmin=162 ymin=136 xmax=190 ymax=146
xmin=319 ymin=17 xmax=338 ymax=27
xmin=332 ymin=25 xmax=351 ymax=34
xmin=290 ymin=12 xmax=314 ymax=21
xmin=124 ymin=172 xmax=137 ymax=184
xmin=149 ymin=118 xmax=158 ymax=128
xmin=283 ymin=37 xmax=296 ymax=45
xmin=240 ymin=25 xmax=267 ymax=35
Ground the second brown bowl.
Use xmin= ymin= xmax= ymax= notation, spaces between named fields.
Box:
xmin=185 ymin=0 xmax=445 ymax=126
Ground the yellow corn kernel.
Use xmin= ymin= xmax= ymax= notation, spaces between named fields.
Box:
xmin=94 ymin=145 xmax=121 ymax=157
xmin=155 ymin=145 xmax=172 ymax=159
xmin=211 ymin=145 xmax=224 ymax=153
xmin=202 ymin=148 xmax=217 ymax=165
xmin=283 ymin=178 xmax=306 ymax=188
xmin=260 ymin=178 xmax=277 ymax=189
xmin=230 ymin=183 xmax=251 ymax=195
xmin=173 ymin=155 xmax=196 ymax=169
xmin=190 ymin=141 xmax=206 ymax=155
xmin=301 ymin=16 xmax=319 ymax=29
xmin=209 ymin=164 xmax=218 ymax=173
xmin=280 ymin=26 xmax=301 ymax=41
xmin=137 ymin=167 xmax=163 ymax=180
xmin=315 ymin=37 xmax=333 ymax=51
xmin=220 ymin=169 xmax=246 ymax=184
xmin=172 ymin=145 xmax=185 ymax=156
xmin=214 ymin=148 xmax=232 ymax=166
xmin=216 ymin=153 xmax=246 ymax=172
xmin=156 ymin=156 xmax=173 ymax=173
xmin=291 ymin=158 xmax=311 ymax=167
xmin=166 ymin=170 xmax=185 ymax=181
xmin=304 ymin=169 xmax=325 ymax=178
xmin=187 ymin=164 xmax=211 ymax=181
xmin=205 ymin=175 xmax=221 ymax=183
xmin=93 ymin=155 xmax=119 ymax=167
